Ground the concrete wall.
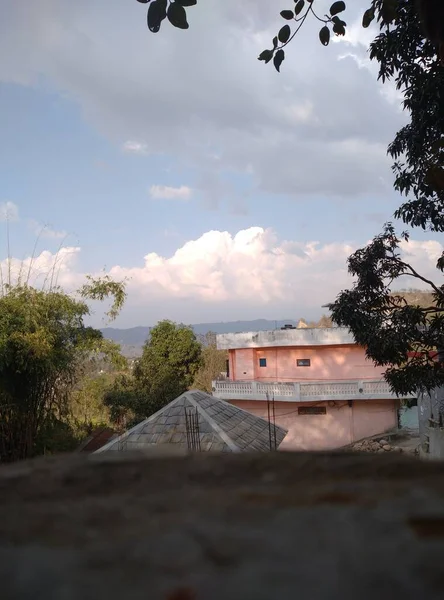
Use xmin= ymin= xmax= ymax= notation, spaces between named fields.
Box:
xmin=217 ymin=327 xmax=354 ymax=350
xmin=231 ymin=348 xmax=255 ymax=380
xmin=229 ymin=399 xmax=398 ymax=451
xmin=418 ymin=389 xmax=444 ymax=458
xmin=351 ymin=399 xmax=398 ymax=442
xmin=428 ymin=427 xmax=444 ymax=460
xmin=229 ymin=345 xmax=385 ymax=382
xmin=399 ymin=406 xmax=419 ymax=431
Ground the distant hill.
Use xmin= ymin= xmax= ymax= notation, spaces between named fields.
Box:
xmin=101 ymin=319 xmax=300 ymax=356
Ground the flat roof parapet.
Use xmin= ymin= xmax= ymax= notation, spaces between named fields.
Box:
xmin=216 ymin=327 xmax=355 ymax=350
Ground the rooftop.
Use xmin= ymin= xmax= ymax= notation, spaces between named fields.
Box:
xmin=96 ymin=390 xmax=287 ymax=453
xmin=77 ymin=428 xmax=118 ymax=453
xmin=216 ymin=327 xmax=355 ymax=350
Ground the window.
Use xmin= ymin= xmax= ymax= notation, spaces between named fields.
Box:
xmin=298 ymin=406 xmax=326 ymax=416
xmin=259 ymin=358 xmax=267 ymax=367
xmin=297 ymin=358 xmax=311 ymax=367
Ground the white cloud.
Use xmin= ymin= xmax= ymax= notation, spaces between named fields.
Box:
xmin=0 ymin=246 xmax=81 ymax=290
xmin=29 ymin=220 xmax=68 ymax=240
xmin=0 ymin=0 xmax=407 ymax=201
xmin=0 ymin=201 xmax=19 ymax=222
xmin=1 ymin=227 xmax=441 ymax=325
xmin=334 ymin=18 xmax=378 ymax=50
xmin=122 ymin=140 xmax=148 ymax=154
xmin=399 ymin=239 xmax=444 ymax=266
xmin=149 ymin=185 xmax=192 ymax=200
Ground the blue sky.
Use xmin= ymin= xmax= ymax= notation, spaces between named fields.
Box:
xmin=0 ymin=0 xmax=442 ymax=327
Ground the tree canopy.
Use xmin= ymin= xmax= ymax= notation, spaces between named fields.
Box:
xmin=192 ymin=332 xmax=228 ymax=393
xmin=136 ymin=0 xmax=444 ymax=400
xmin=104 ymin=320 xmax=202 ymax=426
xmin=0 ymin=277 xmax=126 ymax=462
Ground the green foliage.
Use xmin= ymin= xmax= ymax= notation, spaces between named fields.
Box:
xmin=103 ymin=374 xmax=138 ymax=428
xmin=69 ymin=372 xmax=116 ymax=438
xmin=104 ymin=320 xmax=202 ymax=424
xmin=141 ymin=320 xmax=202 ymax=386
xmin=329 ymin=224 xmax=444 ymax=396
xmin=33 ymin=415 xmax=79 ymax=456
xmin=326 ymin=2 xmax=444 ymax=399
xmin=0 ymin=286 xmax=90 ymax=461
xmin=80 ymin=274 xmax=127 ymax=323
xmin=0 ymin=275 xmax=126 ymax=462
xmin=192 ymin=332 xmax=227 ymax=393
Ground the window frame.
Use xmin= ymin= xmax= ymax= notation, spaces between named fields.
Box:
xmin=298 ymin=406 xmax=326 ymax=416
xmin=259 ymin=357 xmax=267 ymax=368
xmin=296 ymin=358 xmax=311 ymax=367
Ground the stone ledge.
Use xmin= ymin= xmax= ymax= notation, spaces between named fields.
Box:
xmin=1 ymin=451 xmax=444 ymax=599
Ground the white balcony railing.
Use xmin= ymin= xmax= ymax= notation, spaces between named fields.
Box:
xmin=212 ymin=379 xmax=410 ymax=402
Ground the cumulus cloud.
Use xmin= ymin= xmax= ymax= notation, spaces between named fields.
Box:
xmin=0 ymin=201 xmax=19 ymax=222
xmin=2 ymin=227 xmax=439 ymax=326
xmin=0 ymin=246 xmax=82 ymax=290
xmin=149 ymin=185 xmax=192 ymax=200
xmin=0 ymin=0 xmax=406 ymax=201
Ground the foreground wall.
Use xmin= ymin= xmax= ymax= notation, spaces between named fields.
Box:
xmin=229 ymin=399 xmax=398 ymax=451
xmin=2 ymin=452 xmax=444 ymax=599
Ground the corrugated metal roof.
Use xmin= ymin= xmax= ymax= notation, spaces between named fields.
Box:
xmin=96 ymin=390 xmax=287 ymax=453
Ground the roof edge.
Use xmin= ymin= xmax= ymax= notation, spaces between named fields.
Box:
xmin=186 ymin=390 xmax=240 ymax=452
xmin=94 ymin=393 xmax=187 ymax=453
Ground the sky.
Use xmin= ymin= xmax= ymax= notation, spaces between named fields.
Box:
xmin=0 ymin=0 xmax=442 ymax=328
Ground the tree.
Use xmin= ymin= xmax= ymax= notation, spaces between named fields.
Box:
xmin=69 ymin=372 xmax=117 ymax=438
xmin=136 ymin=1 xmax=444 ymax=69
xmin=324 ymin=1 xmax=444 ymax=399
xmin=136 ymin=0 xmax=444 ymax=399
xmin=104 ymin=320 xmax=202 ymax=424
xmin=0 ymin=278 xmax=126 ymax=462
xmin=328 ymin=224 xmax=444 ymax=396
xmin=317 ymin=314 xmax=333 ymax=328
xmin=141 ymin=320 xmax=202 ymax=387
xmin=193 ymin=332 xmax=227 ymax=393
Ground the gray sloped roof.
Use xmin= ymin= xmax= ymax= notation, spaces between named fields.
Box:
xmin=96 ymin=390 xmax=287 ymax=453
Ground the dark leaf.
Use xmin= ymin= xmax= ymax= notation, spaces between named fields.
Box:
xmin=274 ymin=49 xmax=285 ymax=72
xmin=167 ymin=1 xmax=189 ymax=29
xmin=362 ymin=7 xmax=375 ymax=28
xmin=329 ymin=1 xmax=345 ymax=16
xmin=147 ymin=0 xmax=167 ymax=32
xmin=280 ymin=10 xmax=294 ymax=20
xmin=258 ymin=49 xmax=274 ymax=64
xmin=294 ymin=0 xmax=305 ymax=16
xmin=319 ymin=25 xmax=330 ymax=46
xmin=278 ymin=24 xmax=291 ymax=43
xmin=331 ymin=16 xmax=346 ymax=26
xmin=137 ymin=0 xmax=151 ymax=3
xmin=272 ymin=36 xmax=278 ymax=49
xmin=333 ymin=21 xmax=346 ymax=36
xmin=175 ymin=0 xmax=197 ymax=5
xmin=380 ymin=0 xmax=398 ymax=24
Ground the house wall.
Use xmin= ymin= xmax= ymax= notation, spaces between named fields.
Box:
xmin=228 ymin=399 xmax=398 ymax=451
xmin=231 ymin=348 xmax=255 ymax=380
xmin=351 ymin=399 xmax=398 ymax=441
xmin=229 ymin=345 xmax=384 ymax=382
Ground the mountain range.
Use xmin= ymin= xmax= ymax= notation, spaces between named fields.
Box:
xmin=101 ymin=319 xmax=300 ymax=356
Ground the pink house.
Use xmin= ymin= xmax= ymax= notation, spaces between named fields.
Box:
xmin=213 ymin=326 xmax=411 ymax=451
